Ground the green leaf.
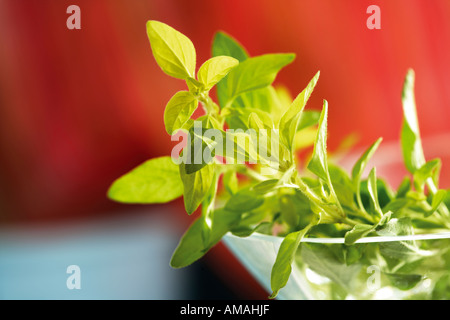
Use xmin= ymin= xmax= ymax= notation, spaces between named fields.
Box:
xmin=230 ymin=221 xmax=271 ymax=238
xmin=351 ymin=138 xmax=383 ymax=184
xmin=426 ymin=189 xmax=448 ymax=218
xmin=212 ymin=32 xmax=249 ymax=108
xmin=307 ymin=100 xmax=331 ymax=182
xmin=279 ymin=194 xmax=300 ymax=227
xmin=197 ymin=56 xmax=239 ymax=91
xmin=351 ymin=138 xmax=382 ymax=213
xmin=221 ymin=129 xmax=260 ymax=164
xmin=226 ymin=107 xmax=274 ymax=131
xmin=396 ymin=177 xmax=411 ymax=198
xmin=182 ymin=132 xmax=212 ymax=174
xmin=170 ymin=208 xmax=240 ymax=268
xmin=344 ymin=211 xmax=391 ymax=245
xmin=212 ymin=32 xmax=249 ymax=63
xmin=223 ymin=170 xmax=239 ymax=195
xmin=185 ymin=77 xmax=204 ymax=94
xmin=297 ymin=110 xmax=321 ymax=131
xmin=328 ymin=164 xmax=355 ymax=209
xmin=180 ymin=163 xmax=215 ymax=214
xmin=413 ymin=158 xmax=441 ymax=193
xmin=269 ymin=220 xmax=317 ymax=299
xmin=401 ymin=69 xmax=426 ymax=173
xmin=367 ymin=167 xmax=383 ymax=216
xmin=279 ymin=71 xmax=320 ymax=152
xmin=146 ymin=20 xmax=196 ymax=79
xmin=224 ymin=54 xmax=295 ymax=107
xmin=382 ymin=198 xmax=411 ymax=215
xmin=164 ymin=91 xmax=198 ymax=135
xmin=252 ymin=179 xmax=280 ymax=194
xmin=269 ymin=228 xmax=308 ymax=298
xmin=432 ymin=274 xmax=450 ymax=299
xmin=248 ymin=112 xmax=266 ymax=131
xmin=376 ymin=218 xmax=424 ymax=263
xmin=231 ymin=86 xmax=282 ymax=116
xmin=225 ymin=188 xmax=264 ymax=213
xmin=299 ymin=243 xmax=361 ymax=292
xmin=385 ymin=273 xmax=422 ymax=291
xmin=181 ymin=116 xmax=222 ymax=174
xmin=344 ymin=224 xmax=374 ymax=245
xmin=108 ymin=156 xmax=183 ymax=204
xmin=345 ymin=244 xmax=366 ymax=265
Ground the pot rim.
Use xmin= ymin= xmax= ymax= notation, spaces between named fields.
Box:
xmin=225 ymin=230 xmax=450 ymax=244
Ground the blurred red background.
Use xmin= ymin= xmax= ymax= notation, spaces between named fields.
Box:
xmin=1 ymin=0 xmax=449 ymax=298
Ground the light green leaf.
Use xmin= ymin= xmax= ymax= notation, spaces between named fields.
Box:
xmin=230 ymin=221 xmax=271 ymax=238
xmin=351 ymin=137 xmax=383 ymax=212
xmin=401 ymin=69 xmax=426 ymax=173
xmin=432 ymin=274 xmax=450 ymax=299
xmin=344 ymin=224 xmax=374 ymax=245
xmin=164 ymin=91 xmax=198 ymax=135
xmin=279 ymin=71 xmax=320 ymax=152
xmin=367 ymin=167 xmax=383 ymax=216
xmin=108 ymin=156 xmax=183 ymax=204
xmin=223 ymin=170 xmax=239 ymax=195
xmin=328 ymin=164 xmax=356 ymax=209
xmin=344 ymin=211 xmax=391 ymax=245
xmin=225 ymin=107 xmax=274 ymax=131
xmin=185 ymin=77 xmax=204 ymax=94
xmin=396 ymin=176 xmax=411 ymax=198
xmin=279 ymin=194 xmax=300 ymax=227
xmin=307 ymin=100 xmax=330 ymax=182
xmin=181 ymin=116 xmax=222 ymax=174
xmin=180 ymin=163 xmax=215 ymax=214
xmin=297 ymin=110 xmax=321 ymax=131
xmin=231 ymin=86 xmax=282 ymax=115
xmin=351 ymin=138 xmax=383 ymax=183
xmin=269 ymin=220 xmax=317 ymax=299
xmin=225 ymin=188 xmax=264 ymax=213
xmin=413 ymin=158 xmax=441 ymax=193
xmin=252 ymin=179 xmax=280 ymax=194
xmin=426 ymin=189 xmax=448 ymax=218
xmin=146 ymin=20 xmax=196 ymax=79
xmin=224 ymin=54 xmax=295 ymax=107
xmin=197 ymin=56 xmax=239 ymax=91
xmin=170 ymin=208 xmax=240 ymax=268
xmin=248 ymin=112 xmax=266 ymax=131
xmin=183 ymin=137 xmax=213 ymax=174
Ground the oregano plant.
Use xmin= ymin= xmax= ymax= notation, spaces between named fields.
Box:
xmin=108 ymin=21 xmax=450 ymax=299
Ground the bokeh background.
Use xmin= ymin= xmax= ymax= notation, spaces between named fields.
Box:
xmin=0 ymin=0 xmax=449 ymax=299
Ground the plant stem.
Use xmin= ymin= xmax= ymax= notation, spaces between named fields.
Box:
xmin=237 ymin=165 xmax=268 ymax=182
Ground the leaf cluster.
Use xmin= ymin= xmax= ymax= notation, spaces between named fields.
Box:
xmin=108 ymin=21 xmax=450 ymax=299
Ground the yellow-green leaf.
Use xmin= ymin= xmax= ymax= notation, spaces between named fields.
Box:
xmin=269 ymin=220 xmax=317 ymax=299
xmin=401 ymin=69 xmax=426 ymax=173
xmin=180 ymin=163 xmax=215 ymax=214
xmin=107 ymin=156 xmax=183 ymax=204
xmin=164 ymin=91 xmax=198 ymax=135
xmin=197 ymin=56 xmax=239 ymax=91
xmin=279 ymin=71 xmax=320 ymax=152
xmin=146 ymin=20 xmax=196 ymax=79
xmin=224 ymin=53 xmax=295 ymax=106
